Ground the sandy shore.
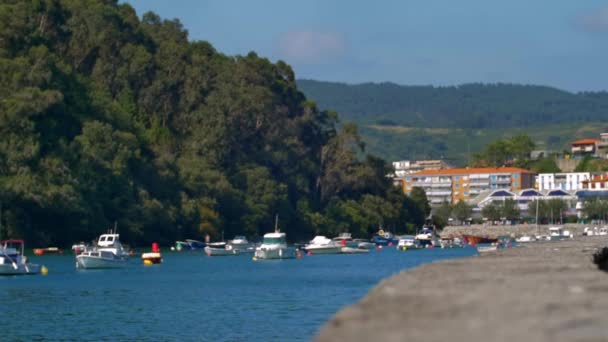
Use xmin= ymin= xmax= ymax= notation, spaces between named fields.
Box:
xmin=315 ymin=237 xmax=608 ymax=342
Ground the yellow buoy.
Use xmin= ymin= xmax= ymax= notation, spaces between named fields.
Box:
xmin=252 ymin=257 xmax=257 ymax=261
xmin=143 ymin=259 xmax=153 ymax=265
xmin=40 ymin=265 xmax=48 ymax=275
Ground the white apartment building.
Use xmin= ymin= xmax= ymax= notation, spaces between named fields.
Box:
xmin=536 ymin=172 xmax=591 ymax=191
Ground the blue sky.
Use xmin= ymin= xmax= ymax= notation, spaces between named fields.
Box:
xmin=124 ymin=1 xmax=608 ymax=92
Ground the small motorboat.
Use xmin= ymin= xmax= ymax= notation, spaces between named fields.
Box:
xmin=516 ymin=235 xmax=536 ymax=243
xmin=372 ymin=229 xmax=398 ymax=246
xmin=71 ymin=242 xmax=87 ymax=254
xmin=340 ymin=246 xmax=369 ymax=254
xmin=204 ymin=244 xmax=240 ymax=256
xmin=477 ymin=245 xmax=498 ymax=253
xmin=397 ymin=235 xmax=422 ymax=251
xmin=332 ymin=232 xmax=358 ymax=248
xmin=304 ymin=236 xmax=344 ymax=254
xmin=33 ymin=247 xmax=63 ymax=255
xmin=174 ymin=239 xmax=206 ymax=251
xmin=142 ymin=243 xmax=162 ymax=264
xmin=1 ymin=240 xmax=42 ymax=275
xmin=353 ymin=238 xmax=376 ymax=249
xmin=548 ymin=226 xmax=572 ymax=241
xmin=76 ymin=232 xmax=129 ymax=269
xmin=228 ymin=236 xmax=254 ymax=253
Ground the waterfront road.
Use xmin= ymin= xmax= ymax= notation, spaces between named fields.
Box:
xmin=316 ymin=237 xmax=608 ymax=342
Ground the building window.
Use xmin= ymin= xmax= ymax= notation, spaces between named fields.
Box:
xmin=406 ymin=177 xmax=411 ymax=182
xmin=491 ymin=175 xmax=497 ymax=180
xmin=455 ymin=184 xmax=460 ymax=188
xmin=514 ymin=182 xmax=519 ymax=187
xmin=513 ymin=174 xmax=519 ymax=179
xmin=464 ymin=191 xmax=469 ymax=196
xmin=454 ymin=176 xmax=460 ymax=181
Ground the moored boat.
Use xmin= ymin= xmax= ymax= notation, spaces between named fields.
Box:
xmin=76 ymin=232 xmax=129 ymax=269
xmin=33 ymin=247 xmax=63 ymax=255
xmin=340 ymin=246 xmax=369 ymax=254
xmin=332 ymin=232 xmax=358 ymax=248
xmin=415 ymin=227 xmax=439 ymax=247
xmin=1 ymin=240 xmax=42 ymax=275
xmin=397 ymin=235 xmax=422 ymax=251
xmin=304 ymin=236 xmax=344 ymax=254
xmin=477 ymin=245 xmax=498 ymax=253
xmin=372 ymin=229 xmax=398 ymax=246
xmin=228 ymin=236 xmax=254 ymax=253
xmin=204 ymin=244 xmax=240 ymax=256
xmin=353 ymin=238 xmax=376 ymax=250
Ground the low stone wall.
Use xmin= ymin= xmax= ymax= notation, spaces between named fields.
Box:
xmin=440 ymin=223 xmax=593 ymax=238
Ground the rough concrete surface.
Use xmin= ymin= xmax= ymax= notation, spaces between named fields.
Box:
xmin=315 ymin=237 xmax=608 ymax=342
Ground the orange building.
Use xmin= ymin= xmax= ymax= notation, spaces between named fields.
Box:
xmin=403 ymin=167 xmax=536 ymax=205
xmin=582 ymin=174 xmax=608 ymax=190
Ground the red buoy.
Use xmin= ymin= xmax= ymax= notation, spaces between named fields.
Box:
xmin=152 ymin=242 xmax=160 ymax=253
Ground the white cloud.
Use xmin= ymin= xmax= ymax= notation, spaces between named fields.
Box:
xmin=277 ymin=30 xmax=347 ymax=64
xmin=576 ymin=7 xmax=608 ymax=32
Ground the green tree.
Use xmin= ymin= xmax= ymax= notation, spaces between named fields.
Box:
xmin=500 ymin=198 xmax=520 ymax=222
xmin=481 ymin=202 xmax=502 ymax=223
xmin=452 ymin=200 xmax=472 ymax=224
xmin=409 ymin=187 xmax=431 ymax=219
xmin=532 ymin=157 xmax=561 ymax=173
xmin=432 ymin=201 xmax=452 ymax=229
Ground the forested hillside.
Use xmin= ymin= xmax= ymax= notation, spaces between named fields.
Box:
xmin=298 ymin=80 xmax=608 ymax=163
xmin=0 ymin=0 xmax=424 ymax=246
xmin=297 ymin=80 xmax=608 ymax=128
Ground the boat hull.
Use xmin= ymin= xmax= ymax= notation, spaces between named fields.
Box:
xmin=254 ymin=247 xmax=296 ymax=259
xmin=76 ymin=255 xmax=128 ymax=269
xmin=0 ymin=263 xmax=41 ymax=275
xmin=304 ymin=246 xmax=343 ymax=254
xmin=205 ymin=246 xmax=239 ymax=256
xmin=340 ymin=247 xmax=369 ymax=254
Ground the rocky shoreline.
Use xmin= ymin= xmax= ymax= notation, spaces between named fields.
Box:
xmin=315 ymin=236 xmax=608 ymax=342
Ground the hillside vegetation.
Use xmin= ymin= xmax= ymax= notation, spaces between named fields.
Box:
xmin=0 ymin=0 xmax=424 ymax=246
xmin=298 ymin=80 xmax=608 ymax=163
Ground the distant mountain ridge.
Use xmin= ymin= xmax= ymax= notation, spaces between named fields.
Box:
xmin=297 ymin=80 xmax=608 ymax=163
xmin=297 ymin=79 xmax=608 ymax=129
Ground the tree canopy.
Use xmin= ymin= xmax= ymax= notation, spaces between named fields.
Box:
xmin=0 ymin=0 xmax=424 ymax=246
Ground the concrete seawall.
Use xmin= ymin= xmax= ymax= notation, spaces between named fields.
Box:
xmin=315 ymin=237 xmax=608 ymax=342
xmin=441 ymin=223 xmax=595 ymax=238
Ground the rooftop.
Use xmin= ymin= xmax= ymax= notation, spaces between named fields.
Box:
xmin=571 ymin=138 xmax=599 ymax=145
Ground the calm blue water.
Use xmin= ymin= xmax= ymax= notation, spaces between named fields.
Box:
xmin=1 ymin=247 xmax=477 ymax=341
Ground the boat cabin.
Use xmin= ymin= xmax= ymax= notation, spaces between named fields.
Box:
xmin=97 ymin=234 xmax=120 ymax=247
xmin=262 ymin=232 xmax=287 ymax=245
xmin=548 ymin=227 xmax=563 ymax=237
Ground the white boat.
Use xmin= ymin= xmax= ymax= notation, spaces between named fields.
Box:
xmin=415 ymin=227 xmax=439 ymax=247
xmin=548 ymin=226 xmax=572 ymax=241
xmin=599 ymin=227 xmax=608 ymax=236
xmin=397 ymin=235 xmax=422 ymax=251
xmin=254 ymin=232 xmax=296 ymax=260
xmin=1 ymin=240 xmax=41 ymax=275
xmin=353 ymin=238 xmax=376 ymax=249
xmin=204 ymin=245 xmax=239 ymax=256
xmin=477 ymin=245 xmax=498 ymax=253
xmin=76 ymin=233 xmax=129 ymax=269
xmin=332 ymin=233 xmax=358 ymax=248
xmin=227 ymin=236 xmax=254 ymax=253
xmin=516 ymin=235 xmax=536 ymax=243
xmin=340 ymin=246 xmax=369 ymax=254
xmin=304 ymin=236 xmax=344 ymax=254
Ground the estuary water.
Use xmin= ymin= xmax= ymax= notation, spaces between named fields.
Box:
xmin=1 ymin=246 xmax=477 ymax=341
